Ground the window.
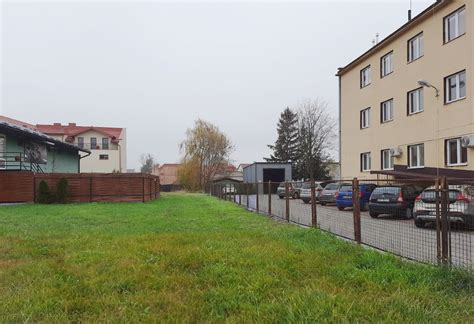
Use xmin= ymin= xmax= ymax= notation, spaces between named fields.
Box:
xmin=360 ymin=152 xmax=371 ymax=172
xmin=407 ymin=88 xmax=424 ymax=114
xmin=446 ymin=138 xmax=467 ymax=166
xmin=380 ymin=99 xmax=394 ymax=123
xmin=102 ymin=138 xmax=109 ymax=150
xmin=380 ymin=52 xmax=393 ymax=77
xmin=445 ymin=70 xmax=466 ymax=103
xmin=77 ymin=137 xmax=84 ymax=149
xmin=408 ymin=33 xmax=423 ymax=62
xmin=381 ymin=149 xmax=394 ymax=170
xmin=444 ymin=7 xmax=466 ymax=43
xmin=408 ymin=144 xmax=424 ymax=168
xmin=360 ymin=66 xmax=371 ymax=88
xmin=99 ymin=154 xmax=109 ymax=160
xmin=90 ymin=137 xmax=97 ymax=149
xmin=360 ymin=108 xmax=371 ymax=129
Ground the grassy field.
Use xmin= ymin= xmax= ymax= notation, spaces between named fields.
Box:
xmin=0 ymin=193 xmax=472 ymax=322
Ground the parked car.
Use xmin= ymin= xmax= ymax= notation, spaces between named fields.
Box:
xmin=414 ymin=185 xmax=474 ymax=229
xmin=336 ymin=183 xmax=377 ymax=211
xmin=277 ymin=182 xmax=302 ymax=199
xmin=368 ymin=184 xmax=424 ymax=219
xmin=300 ymin=181 xmax=332 ymax=204
xmin=319 ymin=182 xmax=351 ymax=206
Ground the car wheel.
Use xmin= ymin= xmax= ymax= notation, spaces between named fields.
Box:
xmin=369 ymin=212 xmax=379 ymax=218
xmin=293 ymin=192 xmax=300 ymax=199
xmin=321 ymin=202 xmax=327 ymax=206
xmin=337 ymin=206 xmax=344 ymax=211
xmin=278 ymin=196 xmax=284 ymax=199
xmin=302 ymin=200 xmax=309 ymax=204
xmin=405 ymin=208 xmax=413 ymax=219
xmin=414 ymin=218 xmax=425 ymax=228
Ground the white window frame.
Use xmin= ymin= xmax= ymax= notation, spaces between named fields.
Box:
xmin=381 ymin=149 xmax=394 ymax=171
xmin=444 ymin=7 xmax=466 ymax=43
xmin=445 ymin=70 xmax=466 ymax=103
xmin=361 ymin=152 xmax=371 ymax=172
xmin=381 ymin=99 xmax=394 ymax=123
xmin=446 ymin=138 xmax=467 ymax=166
xmin=408 ymin=144 xmax=425 ymax=169
xmin=408 ymin=88 xmax=424 ymax=115
xmin=381 ymin=52 xmax=393 ymax=77
xmin=408 ymin=33 xmax=423 ymax=62
xmin=360 ymin=108 xmax=371 ymax=129
xmin=360 ymin=66 xmax=371 ymax=88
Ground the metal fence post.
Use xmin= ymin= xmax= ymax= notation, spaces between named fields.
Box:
xmin=440 ymin=176 xmax=450 ymax=266
xmin=352 ymin=178 xmax=361 ymax=243
xmin=311 ymin=179 xmax=317 ymax=228
xmin=268 ymin=181 xmax=272 ymax=216
xmin=285 ymin=181 xmax=290 ymax=222
xmin=435 ymin=177 xmax=442 ymax=264
xmin=256 ymin=182 xmax=259 ymax=213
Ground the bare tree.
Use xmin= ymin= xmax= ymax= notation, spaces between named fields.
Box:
xmin=139 ymin=153 xmax=157 ymax=174
xmin=180 ymin=119 xmax=234 ymax=191
xmin=295 ymin=99 xmax=336 ymax=180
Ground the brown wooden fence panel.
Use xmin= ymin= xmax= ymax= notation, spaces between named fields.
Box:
xmin=1 ymin=172 xmax=160 ymax=204
xmin=0 ymin=172 xmax=35 ymax=203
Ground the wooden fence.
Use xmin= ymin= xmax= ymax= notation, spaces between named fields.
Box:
xmin=0 ymin=172 xmax=160 ymax=203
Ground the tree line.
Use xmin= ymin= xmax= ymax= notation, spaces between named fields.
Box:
xmin=265 ymin=99 xmax=335 ymax=180
xmin=139 ymin=98 xmax=335 ymax=190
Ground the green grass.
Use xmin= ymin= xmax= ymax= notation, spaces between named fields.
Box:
xmin=0 ymin=193 xmax=472 ymax=322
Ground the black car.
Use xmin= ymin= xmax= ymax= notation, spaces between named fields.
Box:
xmin=368 ymin=185 xmax=425 ymax=219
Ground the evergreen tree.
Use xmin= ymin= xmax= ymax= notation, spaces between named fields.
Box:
xmin=265 ymin=107 xmax=299 ymax=167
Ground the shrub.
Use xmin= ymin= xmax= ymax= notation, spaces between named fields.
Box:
xmin=55 ymin=178 xmax=69 ymax=204
xmin=37 ymin=180 xmax=52 ymax=204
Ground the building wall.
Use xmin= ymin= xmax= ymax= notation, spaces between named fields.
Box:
xmin=155 ymin=164 xmax=179 ymax=185
xmin=243 ymin=163 xmax=292 ymax=183
xmin=73 ymin=130 xmax=125 ymax=173
xmin=340 ymin=0 xmax=473 ymax=179
xmin=2 ymin=133 xmax=79 ymax=173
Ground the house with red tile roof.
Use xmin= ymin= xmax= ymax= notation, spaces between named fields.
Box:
xmin=36 ymin=122 xmax=127 ymax=173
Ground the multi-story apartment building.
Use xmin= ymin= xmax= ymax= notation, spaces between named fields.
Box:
xmin=337 ymin=0 xmax=472 ymax=179
xmin=36 ymin=123 xmax=127 ymax=173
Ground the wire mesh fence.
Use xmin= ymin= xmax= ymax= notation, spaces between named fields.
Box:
xmin=210 ymin=178 xmax=473 ymax=272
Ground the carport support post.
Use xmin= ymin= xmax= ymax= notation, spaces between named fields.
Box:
xmin=311 ymin=179 xmax=317 ymax=227
xmin=256 ymin=182 xmax=259 ymax=213
xmin=246 ymin=183 xmax=249 ymax=209
xmin=285 ymin=181 xmax=290 ymax=222
xmin=268 ymin=181 xmax=272 ymax=216
xmin=440 ymin=176 xmax=450 ymax=266
xmin=239 ymin=184 xmax=242 ymax=205
xmin=352 ymin=178 xmax=361 ymax=244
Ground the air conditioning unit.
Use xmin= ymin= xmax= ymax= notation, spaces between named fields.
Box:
xmin=461 ymin=134 xmax=474 ymax=148
xmin=0 ymin=158 xmax=6 ymax=170
xmin=389 ymin=147 xmax=403 ymax=157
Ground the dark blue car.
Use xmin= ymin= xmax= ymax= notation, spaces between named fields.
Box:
xmin=336 ymin=184 xmax=377 ymax=211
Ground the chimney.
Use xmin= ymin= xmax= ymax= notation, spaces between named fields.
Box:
xmin=53 ymin=123 xmax=61 ymax=126
xmin=408 ymin=9 xmax=412 ymax=21
xmin=68 ymin=123 xmax=76 ymax=127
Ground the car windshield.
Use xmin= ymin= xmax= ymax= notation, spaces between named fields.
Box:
xmin=372 ymin=187 xmax=401 ymax=195
xmin=421 ymin=189 xmax=460 ymax=201
xmin=325 ymin=184 xmax=339 ymax=190
xmin=339 ymin=185 xmax=352 ymax=192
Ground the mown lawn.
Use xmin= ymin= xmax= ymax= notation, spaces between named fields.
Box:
xmin=0 ymin=193 xmax=472 ymax=322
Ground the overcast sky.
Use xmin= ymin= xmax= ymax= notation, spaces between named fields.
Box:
xmin=1 ymin=0 xmax=432 ymax=169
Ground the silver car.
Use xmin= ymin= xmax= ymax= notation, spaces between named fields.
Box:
xmin=300 ymin=182 xmax=327 ymax=204
xmin=414 ymin=185 xmax=474 ymax=229
xmin=319 ymin=183 xmax=351 ymax=206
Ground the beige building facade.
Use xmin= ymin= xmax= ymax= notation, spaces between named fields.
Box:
xmin=36 ymin=123 xmax=127 ymax=173
xmin=338 ymin=0 xmax=473 ymax=179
